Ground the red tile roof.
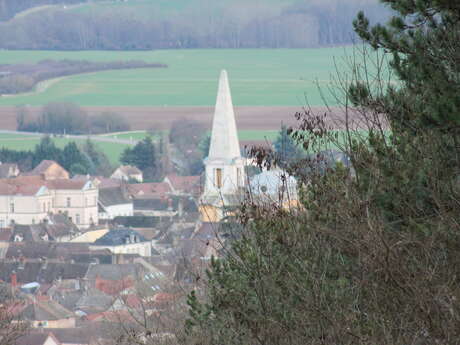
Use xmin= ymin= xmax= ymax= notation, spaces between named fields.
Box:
xmin=22 ymin=160 xmax=69 ymax=179
xmin=45 ymin=179 xmax=89 ymax=190
xmin=0 ymin=176 xmax=46 ymax=196
xmin=127 ymin=182 xmax=171 ymax=198
xmin=32 ymin=160 xmax=55 ymax=173
xmin=165 ymin=174 xmax=201 ymax=195
xmin=0 ymin=229 xmax=12 ymax=241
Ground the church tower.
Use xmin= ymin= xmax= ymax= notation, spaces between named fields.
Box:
xmin=200 ymin=70 xmax=245 ymax=222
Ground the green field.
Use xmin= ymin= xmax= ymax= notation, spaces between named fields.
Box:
xmin=0 ymin=135 xmax=129 ymax=165
xmin=0 ymin=48 xmax=357 ymax=107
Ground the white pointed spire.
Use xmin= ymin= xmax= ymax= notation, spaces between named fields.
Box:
xmin=208 ymin=70 xmax=241 ymax=161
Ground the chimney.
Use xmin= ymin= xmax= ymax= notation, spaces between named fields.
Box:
xmin=10 ymin=272 xmax=17 ymax=288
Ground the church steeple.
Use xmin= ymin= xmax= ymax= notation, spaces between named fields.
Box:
xmin=208 ymin=70 xmax=241 ymax=161
xmin=200 ymin=70 xmax=246 ymax=222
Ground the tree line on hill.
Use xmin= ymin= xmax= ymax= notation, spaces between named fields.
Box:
xmin=17 ymin=103 xmax=130 ymax=134
xmin=0 ymin=0 xmax=389 ymax=49
xmin=0 ymin=60 xmax=166 ymax=95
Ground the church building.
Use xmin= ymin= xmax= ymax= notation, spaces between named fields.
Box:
xmin=200 ymin=70 xmax=246 ymax=222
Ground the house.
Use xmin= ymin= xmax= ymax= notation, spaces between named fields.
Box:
xmin=0 ymin=261 xmax=90 ymax=286
xmin=84 ymin=263 xmax=144 ymax=296
xmin=10 ymin=224 xmax=48 ymax=242
xmin=16 ymin=332 xmax=61 ymax=345
xmin=89 ymin=230 xmax=151 ymax=258
xmin=22 ymin=298 xmax=76 ymax=328
xmin=0 ymin=177 xmax=53 ymax=228
xmin=0 ymin=162 xmax=20 ymax=178
xmin=200 ymin=71 xmax=246 ymax=222
xmin=75 ymin=288 xmax=114 ymax=314
xmin=24 ymin=160 xmax=69 ymax=180
xmin=0 ymin=176 xmax=99 ymax=229
xmin=37 ymin=328 xmax=92 ymax=345
xmin=44 ymin=214 xmax=81 ymax=242
xmin=111 ymin=165 xmax=143 ymax=182
xmin=98 ymin=187 xmax=133 ymax=220
xmin=10 ymin=216 xmax=80 ymax=243
xmin=90 ymin=229 xmax=151 ymax=257
xmin=4 ymin=242 xmax=95 ymax=261
xmin=45 ymin=179 xmax=98 ymax=229
xmin=164 ymin=174 xmax=201 ymax=196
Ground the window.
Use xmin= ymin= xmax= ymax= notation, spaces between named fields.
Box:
xmin=85 ymin=198 xmax=88 ymax=207
xmin=66 ymin=198 xmax=71 ymax=207
xmin=48 ymin=202 xmax=51 ymax=211
xmin=215 ymin=168 xmax=223 ymax=188
xmin=75 ymin=214 xmax=80 ymax=224
xmin=43 ymin=203 xmax=46 ymax=213
xmin=0 ymin=220 xmax=4 ymax=228
xmin=94 ymin=196 xmax=97 ymax=206
xmin=9 ymin=202 xmax=14 ymax=213
xmin=32 ymin=218 xmax=35 ymax=224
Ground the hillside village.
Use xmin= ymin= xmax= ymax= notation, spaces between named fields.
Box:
xmin=0 ymin=70 xmax=299 ymax=345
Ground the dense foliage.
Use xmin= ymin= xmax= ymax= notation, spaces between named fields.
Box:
xmin=120 ymin=137 xmax=157 ymax=180
xmin=0 ymin=136 xmax=111 ymax=176
xmin=272 ymin=124 xmax=304 ymax=168
xmin=185 ymin=1 xmax=460 ymax=344
xmin=169 ymin=119 xmax=207 ymax=176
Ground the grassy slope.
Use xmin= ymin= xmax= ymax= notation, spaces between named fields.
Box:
xmin=0 ymin=48 xmax=350 ymax=107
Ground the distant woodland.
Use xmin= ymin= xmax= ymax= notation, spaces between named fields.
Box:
xmin=0 ymin=0 xmax=390 ymax=49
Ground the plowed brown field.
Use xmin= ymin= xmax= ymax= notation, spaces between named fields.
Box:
xmin=0 ymin=106 xmax=355 ymax=132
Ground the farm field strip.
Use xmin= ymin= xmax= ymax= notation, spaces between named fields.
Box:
xmin=0 ymin=48 xmax=357 ymax=107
